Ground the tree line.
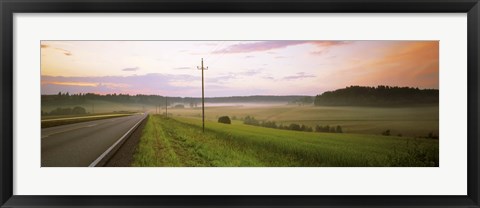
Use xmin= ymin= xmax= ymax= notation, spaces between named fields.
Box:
xmin=42 ymin=92 xmax=182 ymax=106
xmin=42 ymin=106 xmax=87 ymax=116
xmin=314 ymin=85 xmax=438 ymax=107
xmin=42 ymin=92 xmax=307 ymax=106
xmin=243 ymin=116 xmax=343 ymax=133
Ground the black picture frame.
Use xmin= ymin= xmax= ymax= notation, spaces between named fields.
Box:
xmin=1 ymin=0 xmax=479 ymax=207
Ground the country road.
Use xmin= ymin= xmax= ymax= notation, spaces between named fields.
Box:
xmin=41 ymin=113 xmax=147 ymax=167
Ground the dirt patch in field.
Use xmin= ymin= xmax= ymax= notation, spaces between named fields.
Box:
xmin=104 ymin=116 xmax=148 ymax=167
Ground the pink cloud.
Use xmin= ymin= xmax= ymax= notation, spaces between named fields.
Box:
xmin=213 ymin=41 xmax=348 ymax=54
xmin=283 ymin=72 xmax=316 ymax=80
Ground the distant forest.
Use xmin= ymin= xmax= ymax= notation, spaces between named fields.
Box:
xmin=314 ymin=86 xmax=438 ymax=107
xmin=41 ymin=92 xmax=309 ymax=106
xmin=42 ymin=85 xmax=438 ymax=107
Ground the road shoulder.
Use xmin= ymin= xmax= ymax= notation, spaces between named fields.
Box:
xmin=104 ymin=116 xmax=149 ymax=167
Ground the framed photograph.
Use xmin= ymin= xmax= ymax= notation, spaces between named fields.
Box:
xmin=1 ymin=0 xmax=479 ymax=207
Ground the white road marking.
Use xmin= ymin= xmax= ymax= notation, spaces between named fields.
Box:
xmin=88 ymin=114 xmax=147 ymax=167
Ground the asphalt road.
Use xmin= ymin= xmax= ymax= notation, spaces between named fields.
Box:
xmin=41 ymin=113 xmax=147 ymax=167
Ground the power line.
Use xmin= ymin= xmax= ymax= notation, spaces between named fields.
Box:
xmin=209 ymin=45 xmax=229 ymax=66
xmin=204 ymin=41 xmax=225 ymax=62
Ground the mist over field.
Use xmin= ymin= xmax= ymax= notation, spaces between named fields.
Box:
xmin=42 ymin=86 xmax=439 ymax=138
xmin=203 ymin=102 xmax=288 ymax=107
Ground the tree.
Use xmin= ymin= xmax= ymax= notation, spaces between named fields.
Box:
xmin=72 ymin=106 xmax=87 ymax=114
xmin=289 ymin=123 xmax=301 ymax=131
xmin=174 ymin=104 xmax=185 ymax=109
xmin=306 ymin=126 xmax=313 ymax=132
xmin=382 ymin=129 xmax=391 ymax=136
xmin=300 ymin=124 xmax=306 ymax=131
xmin=244 ymin=116 xmax=259 ymax=126
xmin=314 ymin=85 xmax=439 ymax=107
xmin=261 ymin=121 xmax=277 ymax=129
xmin=428 ymin=132 xmax=434 ymax=138
xmin=218 ymin=116 xmax=231 ymax=124
xmin=336 ymin=125 xmax=343 ymax=133
xmin=302 ymin=96 xmax=313 ymax=104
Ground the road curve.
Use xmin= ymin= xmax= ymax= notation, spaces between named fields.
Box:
xmin=41 ymin=113 xmax=147 ymax=167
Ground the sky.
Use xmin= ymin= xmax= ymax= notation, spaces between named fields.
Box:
xmin=41 ymin=40 xmax=439 ymax=97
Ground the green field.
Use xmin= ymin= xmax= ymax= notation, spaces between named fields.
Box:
xmin=166 ymin=104 xmax=439 ymax=137
xmin=132 ymin=115 xmax=439 ymax=167
xmin=42 ymin=101 xmax=438 ymax=137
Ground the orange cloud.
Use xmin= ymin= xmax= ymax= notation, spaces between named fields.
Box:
xmin=335 ymin=41 xmax=439 ymax=89
xmin=311 ymin=41 xmax=349 ymax=47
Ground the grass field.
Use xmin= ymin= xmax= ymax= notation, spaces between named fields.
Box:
xmin=166 ymin=104 xmax=439 ymax=137
xmin=132 ymin=115 xmax=439 ymax=167
xmin=42 ymin=101 xmax=438 ymax=137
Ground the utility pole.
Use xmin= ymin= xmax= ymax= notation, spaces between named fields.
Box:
xmin=92 ymin=103 xmax=94 ymax=114
xmin=197 ymin=58 xmax=208 ymax=132
xmin=165 ymin=97 xmax=168 ymax=118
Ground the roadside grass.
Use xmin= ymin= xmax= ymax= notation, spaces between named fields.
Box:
xmin=132 ymin=115 xmax=439 ymax=167
xmin=41 ymin=113 xmax=134 ymax=128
